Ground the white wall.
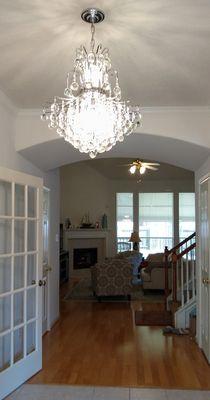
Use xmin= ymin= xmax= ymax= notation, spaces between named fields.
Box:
xmin=0 ymin=93 xmax=60 ymax=328
xmin=60 ymin=162 xmax=195 ymax=257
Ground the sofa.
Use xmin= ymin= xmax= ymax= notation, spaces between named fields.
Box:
xmin=140 ymin=253 xmax=172 ymax=291
xmin=91 ymin=257 xmax=133 ymax=299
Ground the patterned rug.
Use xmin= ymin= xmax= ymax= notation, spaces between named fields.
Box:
xmin=64 ymin=278 xmax=165 ymax=302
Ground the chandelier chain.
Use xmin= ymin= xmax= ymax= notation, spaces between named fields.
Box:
xmin=90 ymin=23 xmax=95 ymax=51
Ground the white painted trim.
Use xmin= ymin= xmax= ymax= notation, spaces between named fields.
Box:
xmin=0 ymin=88 xmax=17 ymax=114
xmin=17 ymin=105 xmax=210 ymax=117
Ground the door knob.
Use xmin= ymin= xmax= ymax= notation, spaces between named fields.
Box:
xmin=44 ymin=265 xmax=52 ymax=272
xmin=39 ymin=279 xmax=47 ymax=287
xmin=202 ymin=278 xmax=210 ymax=284
xmin=31 ymin=280 xmax=36 ymax=285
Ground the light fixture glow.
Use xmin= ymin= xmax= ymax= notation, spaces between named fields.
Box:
xmin=139 ymin=165 xmax=146 ymax=174
xmin=41 ymin=8 xmax=141 ymax=159
xmin=129 ymin=165 xmax=136 ymax=174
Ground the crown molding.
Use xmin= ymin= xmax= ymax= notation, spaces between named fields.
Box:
xmin=17 ymin=105 xmax=210 ymax=117
xmin=0 ymin=88 xmax=17 ymax=114
xmin=140 ymin=106 xmax=210 ymax=113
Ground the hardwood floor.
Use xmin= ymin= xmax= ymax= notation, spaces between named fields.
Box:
xmin=29 ymin=281 xmax=210 ymax=389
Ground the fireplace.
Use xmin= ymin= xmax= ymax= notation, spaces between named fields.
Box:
xmin=73 ymin=247 xmax=98 ymax=269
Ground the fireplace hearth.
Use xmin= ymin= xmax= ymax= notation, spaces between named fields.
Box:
xmin=73 ymin=247 xmax=98 ymax=269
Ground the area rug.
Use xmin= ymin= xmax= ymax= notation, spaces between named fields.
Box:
xmin=135 ymin=310 xmax=172 ymax=326
xmin=63 ymin=277 xmax=164 ymax=303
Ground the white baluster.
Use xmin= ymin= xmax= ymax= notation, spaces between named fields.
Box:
xmin=181 ymin=257 xmax=184 ymax=306
xmin=186 ymin=252 xmax=189 ymax=302
xmin=192 ymin=251 xmax=195 ymax=299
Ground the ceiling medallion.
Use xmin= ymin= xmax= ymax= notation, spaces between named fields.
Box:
xmin=41 ymin=8 xmax=141 ymax=159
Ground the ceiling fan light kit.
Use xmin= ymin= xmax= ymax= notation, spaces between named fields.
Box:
xmin=129 ymin=160 xmax=160 ymax=177
xmin=41 ymin=8 xmax=141 ymax=159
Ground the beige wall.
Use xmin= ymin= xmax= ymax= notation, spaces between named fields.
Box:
xmin=60 ymin=162 xmax=195 ymax=257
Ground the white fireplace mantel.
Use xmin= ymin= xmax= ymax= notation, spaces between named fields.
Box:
xmin=64 ymin=229 xmax=109 ymax=277
xmin=64 ymin=229 xmax=109 ymax=242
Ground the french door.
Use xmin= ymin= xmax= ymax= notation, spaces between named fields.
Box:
xmin=199 ymin=176 xmax=210 ymax=363
xmin=0 ymin=167 xmax=43 ymax=399
xmin=42 ymin=188 xmax=50 ymax=334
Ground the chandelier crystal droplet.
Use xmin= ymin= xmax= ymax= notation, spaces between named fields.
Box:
xmin=41 ymin=9 xmax=141 ymax=159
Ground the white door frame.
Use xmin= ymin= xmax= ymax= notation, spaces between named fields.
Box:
xmin=197 ymin=173 xmax=210 ymax=362
xmin=42 ymin=187 xmax=51 ymax=334
xmin=0 ymin=167 xmax=43 ymax=399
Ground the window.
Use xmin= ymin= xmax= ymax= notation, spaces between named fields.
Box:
xmin=179 ymin=193 xmax=195 ymax=241
xmin=116 ymin=193 xmax=133 ymax=252
xmin=139 ymin=193 xmax=173 ymax=257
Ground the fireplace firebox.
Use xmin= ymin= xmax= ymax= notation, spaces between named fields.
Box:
xmin=73 ymin=247 xmax=98 ymax=269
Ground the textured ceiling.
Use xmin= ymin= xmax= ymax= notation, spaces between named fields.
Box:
xmin=0 ymin=0 xmax=210 ymax=108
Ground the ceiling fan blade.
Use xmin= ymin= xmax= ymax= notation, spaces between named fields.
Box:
xmin=146 ymin=165 xmax=158 ymax=171
xmin=117 ymin=164 xmax=133 ymax=167
xmin=143 ymin=162 xmax=160 ymax=166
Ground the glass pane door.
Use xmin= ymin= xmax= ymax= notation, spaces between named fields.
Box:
xmin=0 ymin=168 xmax=43 ymax=399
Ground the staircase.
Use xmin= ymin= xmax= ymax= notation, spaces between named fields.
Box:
xmin=164 ymin=232 xmax=196 ymax=328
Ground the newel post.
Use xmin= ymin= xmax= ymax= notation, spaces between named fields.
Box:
xmin=164 ymin=246 xmax=169 ymax=307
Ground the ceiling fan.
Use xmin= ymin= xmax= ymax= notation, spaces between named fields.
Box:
xmin=125 ymin=159 xmax=160 ymax=175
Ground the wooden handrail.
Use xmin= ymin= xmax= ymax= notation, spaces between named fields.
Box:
xmin=174 ymin=242 xmax=196 ymax=261
xmin=169 ymin=232 xmax=196 ymax=254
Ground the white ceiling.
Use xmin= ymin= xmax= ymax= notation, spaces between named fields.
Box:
xmin=0 ymin=0 xmax=210 ymax=108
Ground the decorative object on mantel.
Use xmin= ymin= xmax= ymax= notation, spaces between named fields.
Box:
xmin=80 ymin=213 xmax=94 ymax=229
xmin=101 ymin=213 xmax=108 ymax=229
xmin=129 ymin=231 xmax=141 ymax=251
xmin=41 ymin=7 xmax=141 ymax=159
xmin=64 ymin=218 xmax=71 ymax=230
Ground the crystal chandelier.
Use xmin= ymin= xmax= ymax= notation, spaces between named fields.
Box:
xmin=41 ymin=8 xmax=141 ymax=159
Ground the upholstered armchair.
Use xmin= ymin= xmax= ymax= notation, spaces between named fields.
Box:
xmin=91 ymin=258 xmax=133 ymax=299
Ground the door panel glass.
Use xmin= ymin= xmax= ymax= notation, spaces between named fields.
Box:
xmin=0 ymin=333 xmax=11 ymax=372
xmin=15 ymin=184 xmax=25 ymax=217
xmin=27 ymin=288 xmax=36 ymax=320
xmin=0 ymin=180 xmax=11 ymax=216
xmin=27 ymin=321 xmax=36 ymax=355
xmin=0 ymin=295 xmax=11 ymax=333
xmin=27 ymin=254 xmax=36 ymax=286
xmin=28 ymin=187 xmax=37 ymax=218
xmin=14 ymin=220 xmax=25 ymax=253
xmin=14 ymin=292 xmax=24 ymax=327
xmin=14 ymin=327 xmax=24 ymax=363
xmin=27 ymin=221 xmax=36 ymax=251
xmin=0 ymin=219 xmax=11 ymax=254
xmin=0 ymin=257 xmax=11 ymax=294
xmin=14 ymin=256 xmax=25 ymax=290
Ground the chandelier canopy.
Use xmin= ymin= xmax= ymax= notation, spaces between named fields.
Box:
xmin=41 ymin=8 xmax=141 ymax=159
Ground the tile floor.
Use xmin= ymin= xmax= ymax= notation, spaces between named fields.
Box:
xmin=6 ymin=384 xmax=210 ymax=400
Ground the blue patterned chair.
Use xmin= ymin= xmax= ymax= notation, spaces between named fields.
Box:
xmin=91 ymin=258 xmax=133 ymax=299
